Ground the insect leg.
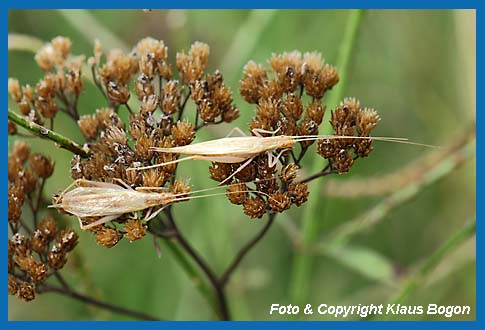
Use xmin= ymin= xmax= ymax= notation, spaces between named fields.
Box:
xmin=251 ymin=127 xmax=281 ymax=137
xmin=144 ymin=206 xmax=168 ymax=222
xmin=219 ymin=156 xmax=255 ymax=186
xmin=112 ymin=178 xmax=135 ymax=190
xmin=80 ymin=213 xmax=123 ymax=230
xmin=268 ymin=148 xmax=291 ymax=167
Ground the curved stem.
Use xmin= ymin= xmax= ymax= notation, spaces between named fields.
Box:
xmin=38 ymin=283 xmax=159 ymax=320
xmin=220 ymin=212 xmax=276 ymax=286
xmin=8 ymin=110 xmax=89 ymax=158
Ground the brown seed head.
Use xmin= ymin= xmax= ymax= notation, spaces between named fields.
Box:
xmin=142 ymin=168 xmax=167 ymax=187
xmin=78 ymin=115 xmax=99 ymax=140
xmin=8 ymin=275 xmax=18 ymax=295
xmin=332 ymin=149 xmax=354 ymax=173
xmin=35 ymin=96 xmax=58 ymax=119
xmin=305 ymin=101 xmax=326 ymax=125
xmin=256 ymin=98 xmax=280 ymax=125
xmin=199 ymin=99 xmax=219 ymax=122
xmin=171 ymin=119 xmax=195 ymax=146
xmin=123 ymin=219 xmax=147 ymax=242
xmin=134 ymin=134 xmax=155 ymax=160
xmin=20 ymin=167 xmax=38 ymax=194
xmin=99 ymin=49 xmax=138 ymax=85
xmin=239 ymin=61 xmax=267 ymax=104
xmin=161 ymin=80 xmax=181 ymax=114
xmin=222 ymin=105 xmax=240 ymax=123
xmin=209 ymin=162 xmax=233 ymax=183
xmin=17 ymin=282 xmax=35 ymax=302
xmin=8 ymin=120 xmax=17 ymax=135
xmin=8 ymin=78 xmax=22 ymax=102
xmin=243 ymin=197 xmax=267 ymax=219
xmin=356 ymin=107 xmax=380 ymax=136
xmin=30 ymin=229 xmax=48 ymax=253
xmin=280 ymin=163 xmax=300 ymax=184
xmin=15 ymin=254 xmax=35 ymax=272
xmin=170 ymin=178 xmax=191 ymax=198
xmin=47 ymin=249 xmax=67 ymax=269
xmin=288 ymin=182 xmax=309 ymax=207
xmin=17 ymin=98 xmax=31 ymax=116
xmin=281 ymin=93 xmax=303 ymax=121
xmin=95 ymin=226 xmax=121 ymax=248
xmin=57 ymin=229 xmax=78 ymax=252
xmin=226 ymin=183 xmax=249 ymax=205
xmin=107 ymin=81 xmax=131 ymax=104
xmin=29 ymin=153 xmax=54 ymax=178
xmin=269 ymin=192 xmax=291 ymax=212
xmin=38 ymin=215 xmax=58 ymax=241
xmin=28 ymin=261 xmax=49 ymax=283
xmin=12 ymin=141 xmax=30 ymax=163
xmin=317 ymin=139 xmax=338 ymax=159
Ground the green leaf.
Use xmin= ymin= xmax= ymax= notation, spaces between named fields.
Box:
xmin=322 ymin=244 xmax=395 ymax=284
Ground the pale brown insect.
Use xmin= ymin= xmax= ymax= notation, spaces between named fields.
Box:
xmin=50 ymin=178 xmax=275 ymax=230
xmin=129 ymin=127 xmax=434 ymax=184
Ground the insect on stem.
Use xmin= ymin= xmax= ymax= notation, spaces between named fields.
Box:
xmin=51 ymin=178 xmax=282 ymax=230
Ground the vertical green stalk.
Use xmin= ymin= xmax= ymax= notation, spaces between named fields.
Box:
xmin=289 ymin=9 xmax=364 ymax=307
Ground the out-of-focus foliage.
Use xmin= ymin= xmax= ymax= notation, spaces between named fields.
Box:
xmin=8 ymin=9 xmax=475 ymax=320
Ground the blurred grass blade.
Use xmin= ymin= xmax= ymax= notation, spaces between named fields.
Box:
xmin=319 ymin=244 xmax=395 ymax=285
xmin=329 ymin=132 xmax=475 ymax=246
xmin=220 ymin=10 xmax=276 ymax=79
xmin=379 ymin=218 xmax=476 ymax=320
xmin=163 ymin=240 xmax=217 ymax=313
xmin=8 ymin=33 xmax=43 ymax=52
xmin=289 ymin=9 xmax=364 ymax=308
xmin=57 ymin=9 xmax=127 ymax=50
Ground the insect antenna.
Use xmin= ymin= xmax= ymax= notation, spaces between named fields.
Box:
xmin=127 ymin=155 xmax=198 ymax=171
xmin=291 ymin=135 xmax=438 ymax=148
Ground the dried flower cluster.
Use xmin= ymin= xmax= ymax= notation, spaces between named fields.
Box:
xmin=208 ymin=52 xmax=337 ymax=217
xmin=207 ymin=52 xmax=379 ymax=217
xmin=9 ymin=37 xmax=379 ymax=246
xmin=8 ymin=36 xmax=84 ymax=130
xmin=8 ymin=141 xmax=78 ymax=302
xmin=317 ymin=97 xmax=380 ymax=173
xmin=8 ymin=35 xmax=383 ymax=319
xmin=69 ymin=38 xmax=238 ymax=247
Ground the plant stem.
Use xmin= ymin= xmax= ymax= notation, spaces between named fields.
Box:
xmin=288 ymin=9 xmax=364 ymax=308
xmin=220 ymin=213 xmax=276 ymax=286
xmin=8 ymin=110 xmax=89 ymax=158
xmin=164 ymin=208 xmax=230 ymax=320
xmin=38 ymin=283 xmax=159 ymax=320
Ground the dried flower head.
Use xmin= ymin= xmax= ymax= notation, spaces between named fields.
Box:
xmin=123 ymin=219 xmax=147 ymax=242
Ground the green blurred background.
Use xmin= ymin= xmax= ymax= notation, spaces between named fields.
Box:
xmin=8 ymin=9 xmax=475 ymax=320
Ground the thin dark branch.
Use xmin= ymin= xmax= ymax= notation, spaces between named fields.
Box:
xmin=298 ymin=164 xmax=336 ymax=184
xmin=53 ymin=271 xmax=70 ymax=290
xmin=195 ymin=119 xmax=223 ymax=131
xmin=220 ymin=212 xmax=276 ymax=286
xmin=124 ymin=102 xmax=134 ymax=114
xmin=37 ymin=283 xmax=159 ymax=320
xmin=164 ymin=208 xmax=230 ymax=320
xmin=91 ymin=64 xmax=108 ymax=101
xmin=177 ymin=90 xmax=191 ymax=121
xmin=34 ymin=178 xmax=46 ymax=227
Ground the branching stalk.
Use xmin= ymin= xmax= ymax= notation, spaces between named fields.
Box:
xmin=8 ymin=110 xmax=90 ymax=158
